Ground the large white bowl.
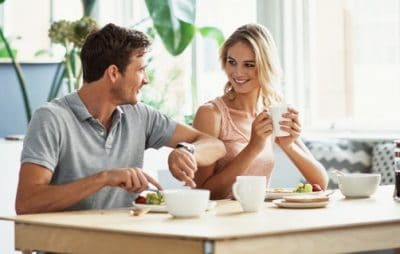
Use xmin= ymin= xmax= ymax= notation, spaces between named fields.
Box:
xmin=337 ymin=173 xmax=381 ymax=198
xmin=163 ymin=189 xmax=210 ymax=218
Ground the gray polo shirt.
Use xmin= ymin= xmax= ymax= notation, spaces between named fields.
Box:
xmin=21 ymin=92 xmax=176 ymax=211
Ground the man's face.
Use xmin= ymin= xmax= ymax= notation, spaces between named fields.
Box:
xmin=112 ymin=51 xmax=149 ymax=105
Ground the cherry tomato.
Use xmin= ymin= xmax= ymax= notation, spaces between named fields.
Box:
xmin=135 ymin=196 xmax=147 ymax=204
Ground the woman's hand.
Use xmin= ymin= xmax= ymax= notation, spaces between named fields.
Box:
xmin=248 ymin=111 xmax=273 ymax=152
xmin=276 ymin=107 xmax=302 ymax=148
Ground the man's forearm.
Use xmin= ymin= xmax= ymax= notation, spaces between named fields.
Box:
xmin=16 ymin=172 xmax=107 ymax=214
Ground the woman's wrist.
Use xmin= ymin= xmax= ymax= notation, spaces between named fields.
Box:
xmin=279 ymin=140 xmax=297 ymax=152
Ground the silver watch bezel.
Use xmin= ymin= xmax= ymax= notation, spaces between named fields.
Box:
xmin=176 ymin=142 xmax=195 ymax=154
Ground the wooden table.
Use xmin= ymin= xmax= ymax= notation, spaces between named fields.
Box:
xmin=2 ymin=185 xmax=400 ymax=254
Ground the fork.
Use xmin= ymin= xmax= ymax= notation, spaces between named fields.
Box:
xmin=147 ymin=188 xmax=162 ymax=194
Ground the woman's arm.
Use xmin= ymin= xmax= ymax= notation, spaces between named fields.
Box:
xmin=276 ymin=107 xmax=329 ymax=189
xmin=193 ymin=104 xmax=273 ymax=199
xmin=279 ymin=139 xmax=329 ymax=189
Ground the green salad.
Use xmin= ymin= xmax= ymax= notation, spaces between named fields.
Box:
xmin=145 ymin=192 xmax=165 ymax=205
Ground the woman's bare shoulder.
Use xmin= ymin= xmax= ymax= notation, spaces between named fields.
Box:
xmin=197 ymin=102 xmax=220 ymax=115
xmin=193 ymin=102 xmax=222 ymax=136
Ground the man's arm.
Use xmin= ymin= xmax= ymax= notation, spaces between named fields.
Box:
xmin=165 ymin=123 xmax=226 ymax=187
xmin=16 ymin=163 xmax=161 ymax=214
xmin=166 ymin=123 xmax=226 ymax=166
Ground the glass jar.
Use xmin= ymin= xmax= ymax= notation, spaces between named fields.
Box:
xmin=394 ymin=140 xmax=400 ymax=201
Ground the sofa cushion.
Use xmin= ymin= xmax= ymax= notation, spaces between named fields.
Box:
xmin=371 ymin=142 xmax=394 ymax=185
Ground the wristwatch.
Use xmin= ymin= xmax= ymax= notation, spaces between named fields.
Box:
xmin=176 ymin=142 xmax=195 ymax=154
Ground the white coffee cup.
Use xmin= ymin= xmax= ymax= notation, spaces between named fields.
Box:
xmin=268 ymin=104 xmax=290 ymax=137
xmin=232 ymin=176 xmax=267 ymax=212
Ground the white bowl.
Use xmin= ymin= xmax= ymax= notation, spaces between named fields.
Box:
xmin=337 ymin=173 xmax=381 ymax=198
xmin=163 ymin=189 xmax=210 ymax=218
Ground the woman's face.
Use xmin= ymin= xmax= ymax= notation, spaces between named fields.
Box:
xmin=224 ymin=42 xmax=259 ymax=95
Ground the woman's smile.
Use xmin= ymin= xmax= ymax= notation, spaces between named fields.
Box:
xmin=232 ymin=78 xmax=250 ymax=85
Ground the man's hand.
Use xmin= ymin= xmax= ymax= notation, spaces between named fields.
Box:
xmin=106 ymin=168 xmax=162 ymax=193
xmin=168 ymin=148 xmax=197 ymax=187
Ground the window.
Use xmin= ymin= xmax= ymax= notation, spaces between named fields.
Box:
xmin=288 ymin=0 xmax=400 ymax=132
xmin=8 ymin=0 xmax=397 ymax=134
xmin=1 ymin=0 xmax=83 ymax=60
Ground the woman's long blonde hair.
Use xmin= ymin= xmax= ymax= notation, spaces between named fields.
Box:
xmin=220 ymin=23 xmax=282 ymax=109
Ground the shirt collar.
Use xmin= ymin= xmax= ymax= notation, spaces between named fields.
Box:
xmin=65 ymin=92 xmax=124 ymax=122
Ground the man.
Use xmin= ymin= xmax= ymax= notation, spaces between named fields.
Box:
xmin=15 ymin=23 xmax=225 ymax=214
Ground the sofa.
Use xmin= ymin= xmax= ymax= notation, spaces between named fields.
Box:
xmin=303 ymin=138 xmax=395 ymax=188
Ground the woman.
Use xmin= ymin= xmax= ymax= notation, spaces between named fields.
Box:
xmin=193 ymin=23 xmax=328 ymax=199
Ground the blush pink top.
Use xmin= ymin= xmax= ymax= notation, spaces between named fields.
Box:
xmin=210 ymin=97 xmax=275 ymax=197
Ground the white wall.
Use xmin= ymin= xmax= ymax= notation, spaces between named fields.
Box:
xmin=0 ymin=139 xmax=22 ymax=254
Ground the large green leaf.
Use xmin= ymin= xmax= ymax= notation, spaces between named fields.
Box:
xmin=198 ymin=26 xmax=225 ymax=46
xmin=145 ymin=0 xmax=196 ymax=56
xmin=170 ymin=0 xmax=196 ymax=24
xmin=0 ymin=0 xmax=5 ymax=4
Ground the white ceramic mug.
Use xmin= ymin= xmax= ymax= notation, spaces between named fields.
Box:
xmin=232 ymin=176 xmax=267 ymax=212
xmin=268 ymin=104 xmax=290 ymax=137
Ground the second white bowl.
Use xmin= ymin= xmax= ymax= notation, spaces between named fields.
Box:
xmin=337 ymin=173 xmax=381 ymax=198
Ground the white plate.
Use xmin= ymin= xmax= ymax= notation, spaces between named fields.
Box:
xmin=272 ymin=199 xmax=329 ymax=209
xmin=133 ymin=203 xmax=167 ymax=212
xmin=265 ymin=189 xmax=333 ymax=200
xmin=132 ymin=201 xmax=217 ymax=213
